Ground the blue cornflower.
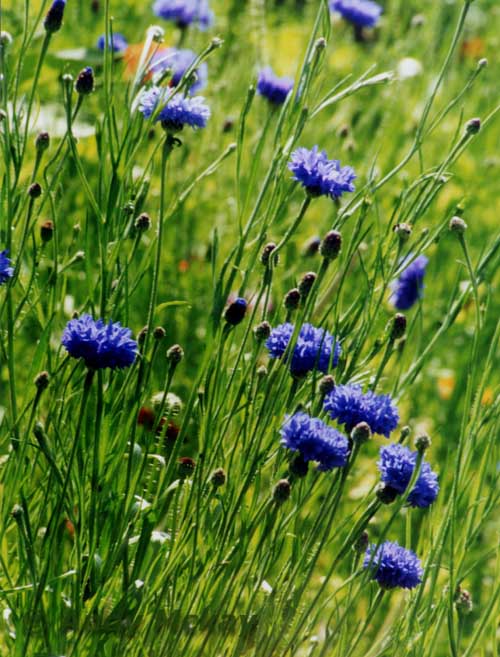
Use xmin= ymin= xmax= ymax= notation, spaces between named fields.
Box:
xmin=150 ymin=48 xmax=208 ymax=93
xmin=288 ymin=146 xmax=356 ymax=200
xmin=0 ymin=250 xmax=14 ymax=285
xmin=97 ymin=33 xmax=128 ymax=53
xmin=378 ymin=443 xmax=439 ymax=508
xmin=266 ymin=322 xmax=341 ymax=377
xmin=281 ymin=412 xmax=349 ymax=470
xmin=44 ymin=0 xmax=66 ymax=33
xmin=139 ymin=87 xmax=210 ymax=131
xmin=62 ymin=314 xmax=137 ymax=370
xmin=153 ymin=0 xmax=214 ymax=30
xmin=364 ymin=541 xmax=423 ymax=589
xmin=257 ymin=67 xmax=294 ymax=105
xmin=323 ymin=384 xmax=399 ymax=437
xmin=329 ymin=0 xmax=382 ymax=28
xmin=390 ymin=255 xmax=429 ymax=310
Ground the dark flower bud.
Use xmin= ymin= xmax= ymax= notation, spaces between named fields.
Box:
xmin=315 ymin=37 xmax=327 ymax=51
xmin=261 ymin=242 xmax=278 ymax=267
xmin=75 ymin=67 xmax=94 ymax=95
xmin=465 ymin=118 xmax=481 ymax=135
xmin=40 ymin=220 xmax=54 ymax=243
xmin=298 ymin=272 xmax=317 ymax=298
xmin=28 ymin=182 xmax=42 ymax=199
xmin=284 ymin=288 xmax=300 ymax=311
xmin=375 ymin=483 xmax=399 ymax=505
xmin=449 ymin=216 xmax=467 ymax=234
xmin=224 ymin=298 xmax=247 ymax=326
xmin=338 ymin=124 xmax=350 ymax=139
xmin=454 ymin=588 xmax=473 ymax=615
xmin=254 ymin=321 xmax=271 ymax=342
xmin=167 ymin=344 xmax=184 ymax=365
xmin=414 ymin=433 xmax=431 ymax=453
xmin=319 ymin=375 xmax=335 ymax=396
xmin=302 ymin=236 xmax=321 ymax=257
xmin=122 ymin=202 xmax=135 ymax=217
xmin=210 ymin=468 xmax=226 ymax=488
xmin=388 ymin=313 xmax=407 ymax=341
xmin=135 ymin=213 xmax=151 ymax=232
xmin=273 ymin=479 xmax=291 ymax=504
xmin=153 ymin=326 xmax=166 ymax=341
xmin=319 ymin=230 xmax=342 ymax=260
xmin=399 ymin=426 xmax=411 ymax=442
xmin=222 ymin=118 xmax=235 ymax=133
xmin=393 ymin=222 xmax=412 ymax=242
xmin=353 ymin=530 xmax=369 ymax=554
xmin=44 ymin=0 xmax=66 ymax=33
xmin=178 ymin=456 xmax=196 ymax=479
xmin=289 ymin=454 xmax=308 ymax=478
xmin=478 ymin=58 xmax=488 ymax=69
xmin=91 ymin=0 xmax=100 ymax=13
xmin=0 ymin=31 xmax=13 ymax=47
xmin=34 ymin=371 xmax=50 ymax=391
xmin=351 ymin=421 xmax=371 ymax=445
xmin=11 ymin=504 xmax=23 ymax=520
xmin=137 ymin=326 xmax=148 ymax=346
xmin=35 ymin=132 xmax=50 ymax=153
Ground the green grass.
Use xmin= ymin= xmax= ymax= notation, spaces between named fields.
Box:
xmin=0 ymin=0 xmax=499 ymax=655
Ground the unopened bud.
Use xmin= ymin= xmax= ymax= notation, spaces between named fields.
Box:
xmin=261 ymin=242 xmax=278 ymax=267
xmin=34 ymin=371 xmax=50 ymax=391
xmin=210 ymin=468 xmax=226 ymax=488
xmin=224 ymin=298 xmax=247 ymax=326
xmin=273 ymin=479 xmax=291 ymax=504
xmin=393 ymin=222 xmax=412 ymax=242
xmin=40 ymin=220 xmax=54 ymax=243
xmin=153 ymin=326 xmax=166 ymax=341
xmin=375 ymin=483 xmax=398 ymax=505
xmin=253 ymin=321 xmax=271 ymax=342
xmin=298 ymin=272 xmax=317 ymax=298
xmin=351 ymin=421 xmax=371 ymax=445
xmin=284 ymin=288 xmax=300 ymax=311
xmin=135 ymin=213 xmax=151 ymax=232
xmin=318 ymin=375 xmax=335 ymax=396
xmin=449 ymin=216 xmax=467 ymax=234
xmin=414 ymin=433 xmax=431 ymax=453
xmin=28 ymin=183 xmax=42 ymax=199
xmin=167 ymin=344 xmax=184 ymax=366
xmin=75 ymin=67 xmax=94 ymax=95
xmin=465 ymin=117 xmax=481 ymax=135
xmin=319 ymin=230 xmax=342 ymax=260
xmin=35 ymin=132 xmax=50 ymax=153
xmin=353 ymin=530 xmax=369 ymax=554
xmin=388 ymin=313 xmax=407 ymax=341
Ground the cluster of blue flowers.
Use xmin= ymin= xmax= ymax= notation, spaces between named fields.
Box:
xmin=391 ymin=255 xmax=429 ymax=310
xmin=257 ymin=67 xmax=294 ymax=105
xmin=0 ymin=250 xmax=14 ymax=285
xmin=330 ymin=0 xmax=382 ymax=28
xmin=266 ymin=322 xmax=341 ymax=377
xmin=153 ymin=0 xmax=214 ymax=30
xmin=323 ymin=384 xmax=399 ymax=437
xmin=378 ymin=443 xmax=439 ymax=508
xmin=281 ymin=412 xmax=350 ymax=470
xmin=288 ymin=146 xmax=356 ymax=200
xmin=62 ymin=314 xmax=138 ymax=370
xmin=96 ymin=33 xmax=128 ymax=53
xmin=150 ymin=48 xmax=208 ymax=94
xmin=139 ymin=87 xmax=210 ymax=131
xmin=364 ymin=540 xmax=422 ymax=589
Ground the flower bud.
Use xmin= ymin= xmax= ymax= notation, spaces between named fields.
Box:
xmin=224 ymin=298 xmax=247 ymax=326
xmin=414 ymin=433 xmax=431 ymax=453
xmin=273 ymin=479 xmax=291 ymax=504
xmin=302 ymin=236 xmax=321 ymax=257
xmin=256 ymin=365 xmax=268 ymax=379
xmin=137 ymin=326 xmax=148 ymax=346
xmin=260 ymin=242 xmax=278 ymax=267
xmin=210 ymin=468 xmax=226 ymax=488
xmin=399 ymin=426 xmax=411 ymax=442
xmin=318 ymin=375 xmax=335 ymax=396
xmin=298 ymin=272 xmax=317 ymax=299
xmin=449 ymin=216 xmax=467 ymax=234
xmin=465 ymin=117 xmax=481 ymax=135
xmin=28 ymin=183 xmax=42 ymax=199
xmin=11 ymin=504 xmax=23 ymax=520
xmin=178 ymin=456 xmax=195 ymax=479
xmin=478 ymin=58 xmax=488 ymax=69
xmin=44 ymin=0 xmax=66 ymax=34
xmin=34 ymin=371 xmax=50 ymax=391
xmin=75 ymin=67 xmax=94 ymax=95
xmin=135 ymin=213 xmax=151 ymax=232
xmin=388 ymin=313 xmax=407 ymax=341
xmin=0 ymin=31 xmax=13 ymax=47
xmin=167 ymin=344 xmax=184 ymax=366
xmin=393 ymin=222 xmax=412 ymax=242
xmin=253 ymin=321 xmax=271 ymax=342
xmin=35 ymin=132 xmax=50 ymax=153
xmin=40 ymin=220 xmax=54 ymax=243
xmin=351 ymin=421 xmax=371 ymax=445
xmin=319 ymin=230 xmax=342 ymax=260
xmin=375 ymin=483 xmax=398 ymax=505
xmin=153 ymin=326 xmax=166 ymax=341
xmin=353 ymin=530 xmax=369 ymax=554
xmin=454 ymin=588 xmax=473 ymax=615
xmin=284 ymin=288 xmax=300 ymax=311
xmin=289 ymin=454 xmax=309 ymax=478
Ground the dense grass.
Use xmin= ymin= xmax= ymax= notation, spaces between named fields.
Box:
xmin=0 ymin=0 xmax=499 ymax=655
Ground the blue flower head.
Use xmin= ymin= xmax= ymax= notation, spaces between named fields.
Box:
xmin=62 ymin=314 xmax=137 ymax=370
xmin=289 ymin=146 xmax=356 ymax=200
xmin=364 ymin=541 xmax=423 ymax=589
xmin=281 ymin=412 xmax=349 ymax=470
xmin=139 ymin=87 xmax=210 ymax=131
xmin=323 ymin=384 xmax=399 ymax=437
xmin=266 ymin=322 xmax=341 ymax=377
xmin=44 ymin=0 xmax=66 ymax=33
xmin=257 ymin=67 xmax=294 ymax=105
xmin=150 ymin=48 xmax=208 ymax=93
xmin=378 ymin=443 xmax=439 ymax=508
xmin=329 ymin=0 xmax=382 ymax=28
xmin=390 ymin=255 xmax=429 ymax=310
xmin=97 ymin=33 xmax=128 ymax=53
xmin=0 ymin=250 xmax=14 ymax=285
xmin=153 ymin=0 xmax=214 ymax=30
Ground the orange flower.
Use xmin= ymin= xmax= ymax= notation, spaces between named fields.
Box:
xmin=481 ymin=387 xmax=494 ymax=406
xmin=123 ymin=42 xmax=169 ymax=81
xmin=178 ymin=259 xmax=190 ymax=273
xmin=437 ymin=372 xmax=455 ymax=400
xmin=460 ymin=38 xmax=485 ymax=60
